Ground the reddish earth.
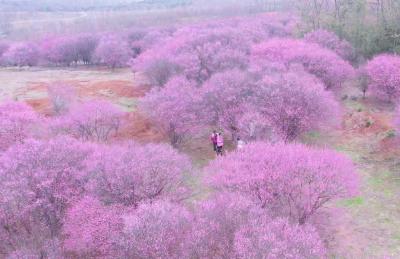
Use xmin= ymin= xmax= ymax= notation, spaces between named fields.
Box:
xmin=25 ymin=98 xmax=52 ymax=116
xmin=7 ymin=68 xmax=163 ymax=143
xmin=115 ymin=112 xmax=165 ymax=143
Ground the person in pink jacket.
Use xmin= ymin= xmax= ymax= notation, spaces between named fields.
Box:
xmin=216 ymin=132 xmax=224 ymax=156
xmin=210 ymin=130 xmax=218 ymax=153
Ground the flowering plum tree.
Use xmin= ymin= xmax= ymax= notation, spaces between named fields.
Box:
xmin=94 ymin=35 xmax=131 ymax=69
xmin=87 ymin=142 xmax=191 ymax=207
xmin=237 ymin=111 xmax=276 ymax=141
xmin=63 ymin=196 xmax=123 ymax=258
xmin=0 ymin=41 xmax=9 ymax=65
xmin=252 ymin=38 xmax=355 ymax=90
xmin=134 ymin=28 xmax=249 ymax=87
xmin=119 ymin=201 xmax=192 ymax=259
xmin=172 ymin=28 xmax=250 ymax=85
xmin=58 ymin=100 xmax=124 ymax=142
xmin=201 ymin=69 xmax=258 ymax=140
xmin=232 ymin=13 xmax=297 ymax=42
xmin=138 ymin=58 xmax=180 ymax=87
xmin=186 ymin=193 xmax=261 ymax=259
xmin=365 ymin=54 xmax=400 ymax=102
xmin=41 ymin=36 xmax=78 ymax=66
xmin=208 ymin=142 xmax=359 ymax=224
xmin=47 ymin=83 xmax=76 ymax=115
xmin=41 ymin=34 xmax=98 ymax=66
xmin=0 ymin=138 xmax=93 ymax=255
xmin=0 ymin=101 xmax=38 ymax=151
xmin=74 ymin=34 xmax=98 ymax=65
xmin=3 ymin=42 xmax=39 ymax=67
xmin=255 ymin=70 xmax=340 ymax=142
xmin=127 ymin=27 xmax=174 ymax=58
xmin=304 ymin=29 xmax=355 ymax=61
xmin=3 ymin=238 xmax=63 ymax=259
xmin=140 ymin=76 xmax=203 ymax=146
xmin=234 ymin=217 xmax=326 ymax=258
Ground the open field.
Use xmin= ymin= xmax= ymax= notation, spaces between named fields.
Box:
xmin=2 ymin=67 xmax=399 ymax=258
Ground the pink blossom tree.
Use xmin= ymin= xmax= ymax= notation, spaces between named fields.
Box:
xmin=208 ymin=142 xmax=359 ymax=224
xmin=0 ymin=41 xmax=9 ymax=65
xmin=0 ymin=137 xmax=93 ymax=255
xmin=252 ymin=38 xmax=355 ymax=90
xmin=127 ymin=27 xmax=173 ymax=58
xmin=200 ymin=69 xmax=259 ymax=140
xmin=87 ymin=142 xmax=191 ymax=207
xmin=140 ymin=76 xmax=204 ymax=146
xmin=55 ymin=100 xmax=124 ymax=142
xmin=234 ymin=217 xmax=326 ymax=258
xmin=0 ymin=101 xmax=38 ymax=151
xmin=63 ymin=196 xmax=123 ymax=258
xmin=119 ymin=201 xmax=192 ymax=259
xmin=134 ymin=28 xmax=249 ymax=87
xmin=47 ymin=82 xmax=76 ymax=115
xmin=365 ymin=54 xmax=400 ymax=102
xmin=41 ymin=34 xmax=98 ymax=66
xmin=186 ymin=193 xmax=262 ymax=259
xmin=4 ymin=239 xmax=63 ymax=259
xmin=40 ymin=36 xmax=79 ymax=66
xmin=5 ymin=248 xmax=41 ymax=259
xmin=3 ymin=42 xmax=39 ymax=67
xmin=255 ymin=70 xmax=341 ymax=142
xmin=137 ymin=58 xmax=180 ymax=87
xmin=237 ymin=111 xmax=274 ymax=141
xmin=231 ymin=13 xmax=297 ymax=42
xmin=304 ymin=29 xmax=355 ymax=61
xmin=74 ymin=34 xmax=99 ymax=65
xmin=94 ymin=35 xmax=131 ymax=69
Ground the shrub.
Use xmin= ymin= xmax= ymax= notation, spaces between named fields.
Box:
xmin=47 ymin=83 xmax=76 ymax=115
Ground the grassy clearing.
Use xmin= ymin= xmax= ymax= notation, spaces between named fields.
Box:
xmin=321 ymin=93 xmax=400 ymax=258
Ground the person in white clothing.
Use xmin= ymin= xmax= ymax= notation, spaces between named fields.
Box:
xmin=237 ymin=137 xmax=245 ymax=150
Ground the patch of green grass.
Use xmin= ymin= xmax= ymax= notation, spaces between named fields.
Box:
xmin=334 ymin=145 xmax=364 ymax=162
xmin=392 ymin=234 xmax=400 ymax=241
xmin=368 ymin=176 xmax=385 ymax=188
xmin=344 ymin=99 xmax=365 ymax=112
xmin=385 ymin=129 xmax=396 ymax=139
xmin=301 ymin=131 xmax=321 ymax=144
xmin=339 ymin=196 xmax=364 ymax=207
